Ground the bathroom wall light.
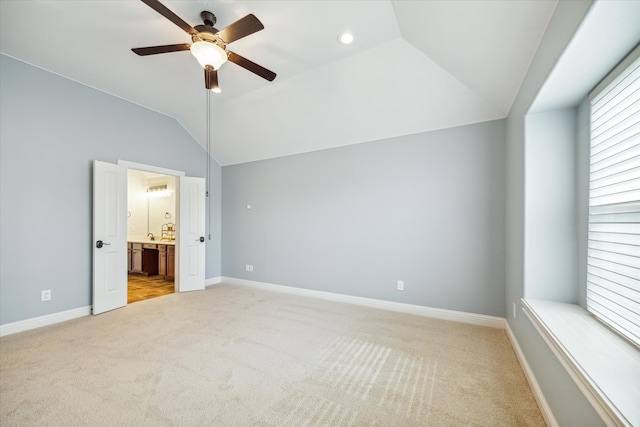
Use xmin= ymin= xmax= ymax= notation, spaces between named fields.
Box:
xmin=146 ymin=184 xmax=171 ymax=198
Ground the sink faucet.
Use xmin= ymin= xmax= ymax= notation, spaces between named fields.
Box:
xmin=147 ymin=233 xmax=155 ymax=241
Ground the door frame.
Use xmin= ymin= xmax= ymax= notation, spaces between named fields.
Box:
xmin=118 ymin=160 xmax=186 ymax=294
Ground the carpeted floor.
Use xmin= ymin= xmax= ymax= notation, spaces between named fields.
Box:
xmin=0 ymin=284 xmax=545 ymax=426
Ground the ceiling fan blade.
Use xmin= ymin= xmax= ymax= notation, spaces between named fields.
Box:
xmin=205 ymin=67 xmax=219 ymax=91
xmin=228 ymin=51 xmax=276 ymax=81
xmin=140 ymin=0 xmax=197 ymax=35
xmin=132 ymin=43 xmax=191 ymax=56
xmin=216 ymin=14 xmax=264 ymax=44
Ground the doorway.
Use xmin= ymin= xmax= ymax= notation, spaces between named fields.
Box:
xmin=127 ymin=169 xmax=177 ymax=303
xmin=93 ymin=159 xmax=206 ymax=315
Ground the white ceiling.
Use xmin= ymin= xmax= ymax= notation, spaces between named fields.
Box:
xmin=0 ymin=0 xmax=558 ymax=165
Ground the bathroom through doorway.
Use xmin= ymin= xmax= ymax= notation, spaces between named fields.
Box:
xmin=127 ymin=169 xmax=177 ymax=303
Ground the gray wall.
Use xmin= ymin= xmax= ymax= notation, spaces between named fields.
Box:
xmin=524 ymin=108 xmax=578 ymax=303
xmin=223 ymin=120 xmax=506 ymax=317
xmin=504 ymin=0 xmax=603 ymax=425
xmin=0 ymin=54 xmax=222 ymax=325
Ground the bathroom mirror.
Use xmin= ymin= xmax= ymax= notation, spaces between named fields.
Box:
xmin=148 ymin=186 xmax=176 ymax=238
xmin=127 ymin=170 xmax=177 ymax=240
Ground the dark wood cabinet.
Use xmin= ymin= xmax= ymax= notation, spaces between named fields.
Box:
xmin=159 ymin=245 xmax=167 ymax=276
xmin=142 ymin=243 xmax=159 ymax=276
xmin=167 ymin=245 xmax=175 ymax=279
xmin=128 ymin=242 xmax=174 ymax=280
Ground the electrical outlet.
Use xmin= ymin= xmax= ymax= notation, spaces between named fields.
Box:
xmin=41 ymin=290 xmax=51 ymax=302
xmin=245 ymin=264 xmax=254 ymax=272
xmin=513 ymin=302 xmax=517 ymax=319
xmin=249 ymin=265 xmax=253 ymax=272
xmin=397 ymin=280 xmax=404 ymax=291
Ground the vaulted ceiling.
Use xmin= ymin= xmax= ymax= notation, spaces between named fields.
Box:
xmin=0 ymin=0 xmax=558 ymax=165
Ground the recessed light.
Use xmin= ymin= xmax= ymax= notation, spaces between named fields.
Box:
xmin=338 ymin=31 xmax=354 ymax=45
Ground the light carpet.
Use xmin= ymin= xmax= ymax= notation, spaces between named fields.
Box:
xmin=0 ymin=284 xmax=545 ymax=426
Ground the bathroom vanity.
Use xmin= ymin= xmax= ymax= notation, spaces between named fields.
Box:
xmin=127 ymin=239 xmax=175 ymax=280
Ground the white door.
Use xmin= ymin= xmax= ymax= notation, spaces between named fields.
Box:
xmin=92 ymin=160 xmax=127 ymax=314
xmin=177 ymin=176 xmax=206 ymax=292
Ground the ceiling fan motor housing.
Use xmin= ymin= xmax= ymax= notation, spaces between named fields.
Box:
xmin=193 ymin=12 xmax=222 ymax=46
xmin=201 ymin=11 xmax=216 ymax=27
xmin=193 ymin=29 xmax=220 ymax=43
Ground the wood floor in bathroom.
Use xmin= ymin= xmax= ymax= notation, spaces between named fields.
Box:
xmin=128 ymin=274 xmax=174 ymax=304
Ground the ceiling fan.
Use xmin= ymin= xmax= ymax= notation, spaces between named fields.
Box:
xmin=132 ymin=0 xmax=276 ymax=92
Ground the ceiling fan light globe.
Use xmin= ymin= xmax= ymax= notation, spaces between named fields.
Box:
xmin=190 ymin=41 xmax=227 ymax=70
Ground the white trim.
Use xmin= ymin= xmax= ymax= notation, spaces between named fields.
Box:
xmin=589 ymin=44 xmax=640 ymax=101
xmin=0 ymin=276 xmax=223 ymax=337
xmin=522 ymin=299 xmax=638 ymax=427
xmin=505 ymin=321 xmax=559 ymax=427
xmin=206 ymin=276 xmax=222 ymax=287
xmin=0 ymin=306 xmax=91 ymax=337
xmin=117 ymin=160 xmax=186 ymax=177
xmin=221 ymin=277 xmax=506 ymax=329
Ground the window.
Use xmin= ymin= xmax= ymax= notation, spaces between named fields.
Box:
xmin=587 ymin=46 xmax=640 ymax=347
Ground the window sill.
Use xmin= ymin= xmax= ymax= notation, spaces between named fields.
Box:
xmin=522 ymin=299 xmax=639 ymax=427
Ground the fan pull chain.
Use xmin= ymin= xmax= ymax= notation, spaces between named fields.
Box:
xmin=206 ymin=89 xmax=211 ymax=241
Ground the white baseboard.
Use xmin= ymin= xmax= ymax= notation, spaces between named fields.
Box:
xmin=0 ymin=277 xmax=503 ymax=335
xmin=505 ymin=321 xmax=558 ymax=427
xmin=0 ymin=306 xmax=91 ymax=337
xmin=221 ymin=277 xmax=506 ymax=329
xmin=1 ymin=276 xmax=218 ymax=337
xmin=205 ymin=276 xmax=223 ymax=287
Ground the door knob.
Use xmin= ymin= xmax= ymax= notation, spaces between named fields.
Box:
xmin=198 ymin=236 xmax=205 ymax=242
xmin=96 ymin=240 xmax=111 ymax=248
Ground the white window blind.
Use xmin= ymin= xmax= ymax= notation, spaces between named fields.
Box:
xmin=588 ymin=47 xmax=640 ymax=348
